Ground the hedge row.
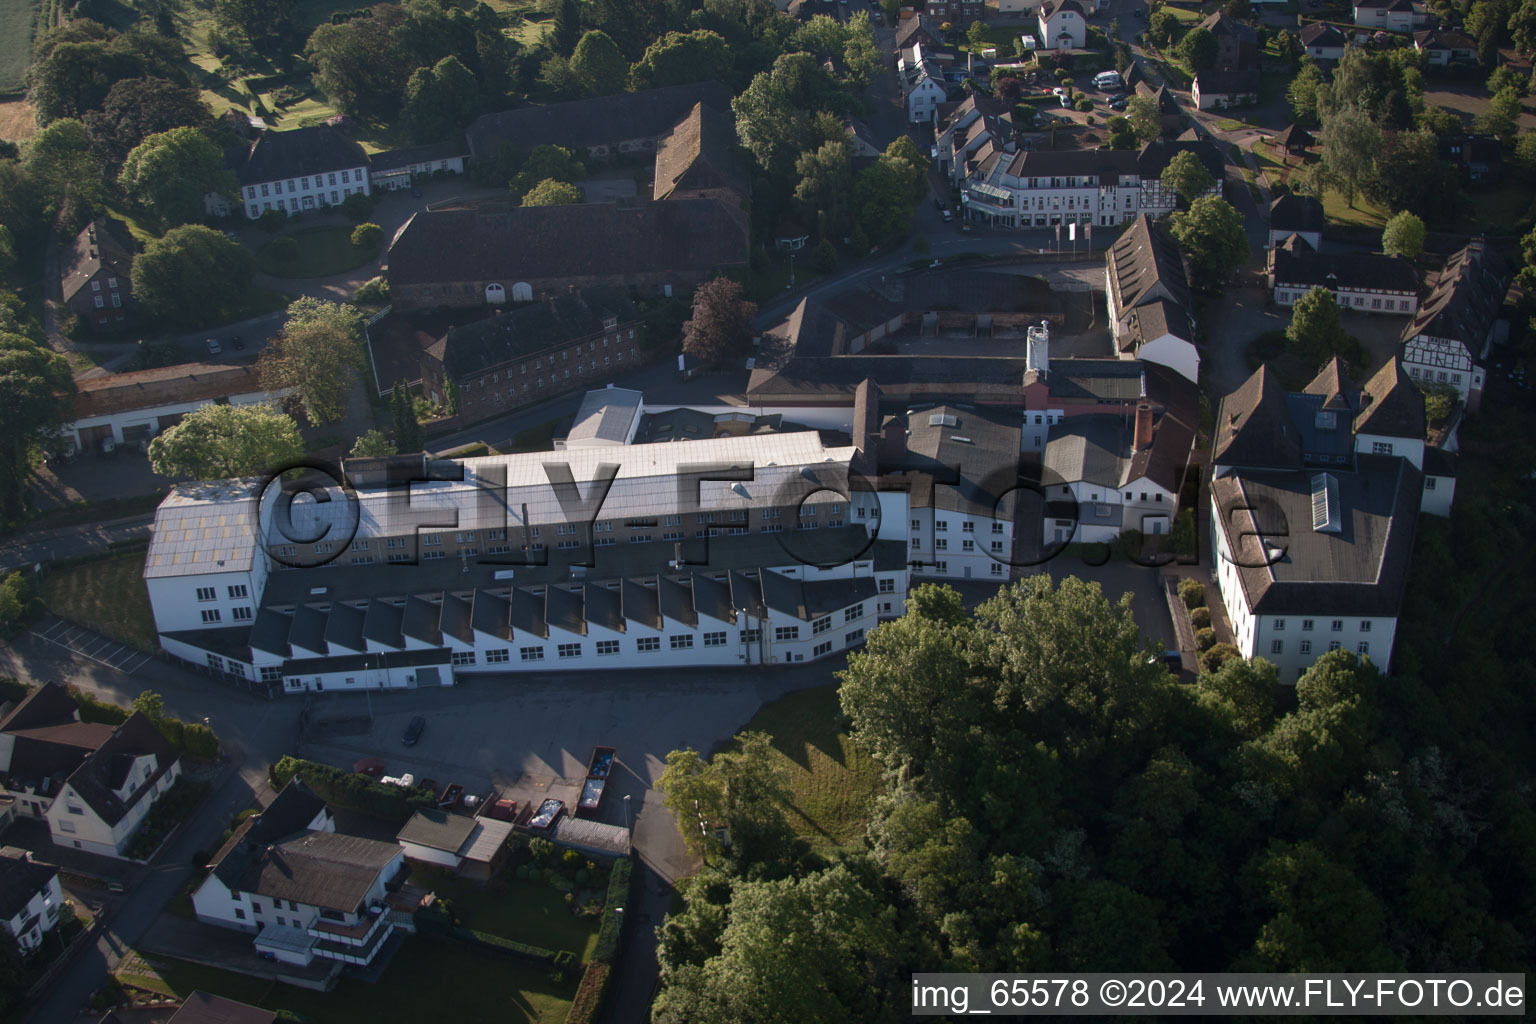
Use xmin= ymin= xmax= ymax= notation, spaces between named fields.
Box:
xmin=563 ymin=962 xmax=611 ymax=1024
xmin=592 ymin=856 xmax=632 ymax=965
xmin=270 ymin=756 xmax=436 ymax=823
xmin=69 ymin=687 xmax=221 ymax=759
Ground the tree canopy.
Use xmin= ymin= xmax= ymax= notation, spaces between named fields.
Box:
xmin=130 ymin=225 xmax=254 ymax=329
xmin=1285 ymin=286 xmax=1350 ymax=363
xmin=0 ymin=334 xmax=73 ymax=525
xmin=630 ymin=30 xmax=735 ymax=91
xmin=1169 ymin=195 xmax=1248 ymax=290
xmin=258 ymin=299 xmax=365 ymax=426
xmin=118 ymin=127 xmax=236 ymax=228
xmin=569 ymin=30 xmax=630 ymax=97
xmin=1380 ymin=210 xmax=1425 ymax=260
xmin=1160 ymin=149 xmax=1216 ymax=207
xmin=147 ymin=402 xmax=303 ymax=480
xmin=681 ymin=277 xmax=757 ymax=367
xmin=521 ymin=178 xmax=584 ymax=206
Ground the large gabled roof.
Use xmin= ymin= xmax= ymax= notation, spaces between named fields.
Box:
xmin=1107 ymin=214 xmax=1191 ymax=317
xmin=1213 ymin=365 xmax=1304 ymax=470
xmin=1354 ymin=358 xmax=1425 ymax=439
xmin=463 ymin=82 xmax=732 ymax=160
xmin=652 ymin=103 xmax=749 ymax=202
xmin=1403 ymin=237 xmax=1509 ymax=348
xmin=235 ymin=126 xmax=368 ymax=186
xmin=429 ymin=288 xmax=638 ymax=379
xmin=60 ymin=219 xmax=135 ymax=302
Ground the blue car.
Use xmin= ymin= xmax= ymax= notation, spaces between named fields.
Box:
xmin=403 ymin=716 xmax=425 ymax=746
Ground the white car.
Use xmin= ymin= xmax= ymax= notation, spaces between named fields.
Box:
xmin=205 ymin=338 xmax=222 ymax=356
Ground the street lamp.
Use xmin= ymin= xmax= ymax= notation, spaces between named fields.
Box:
xmin=623 ymin=794 xmax=632 ymax=833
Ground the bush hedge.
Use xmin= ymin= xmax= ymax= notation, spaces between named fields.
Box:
xmin=126 ymin=778 xmax=211 ymax=860
xmin=1189 ymin=606 xmax=1212 ymax=629
xmin=1178 ymin=578 xmax=1205 ymax=609
xmin=593 ymin=856 xmax=632 ymax=964
xmin=270 ymin=756 xmax=436 ymax=822
xmin=564 ymin=962 xmax=611 ymax=1024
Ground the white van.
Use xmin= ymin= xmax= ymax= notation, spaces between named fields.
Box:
xmin=1094 ymin=70 xmax=1124 ymax=91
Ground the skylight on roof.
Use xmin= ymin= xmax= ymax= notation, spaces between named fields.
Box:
xmin=929 ymin=413 xmax=957 ymax=427
xmin=1310 ymin=473 xmax=1342 ymax=534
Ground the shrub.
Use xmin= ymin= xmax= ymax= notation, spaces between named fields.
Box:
xmin=528 ymin=836 xmax=554 ymax=864
xmin=257 ymin=208 xmax=287 ymax=233
xmin=593 ymin=857 xmax=633 ymax=964
xmin=353 ymin=276 xmax=389 ymax=305
xmin=1076 ymin=97 xmax=1094 ymax=111
xmin=1194 ymin=626 xmax=1216 ymax=652
xmin=565 ymin=962 xmax=611 ymax=1024
xmin=269 ymin=756 xmax=435 ymax=822
xmin=350 ymin=222 xmax=383 ymax=249
xmin=1201 ymin=642 xmax=1241 ymax=673
xmin=342 ymin=191 xmax=374 ymax=223
xmin=0 ymin=675 xmax=31 ymax=707
xmin=1189 ymin=606 xmax=1212 ymax=629
xmin=71 ymin=687 xmax=129 ymax=725
xmin=269 ymin=236 xmax=299 ymax=263
xmin=1178 ymin=578 xmax=1206 ymax=609
xmin=184 ymin=722 xmax=220 ymax=759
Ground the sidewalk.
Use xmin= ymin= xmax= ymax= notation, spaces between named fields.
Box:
xmin=0 ymin=513 xmax=153 ymax=573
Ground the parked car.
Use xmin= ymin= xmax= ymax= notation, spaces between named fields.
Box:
xmin=205 ymin=338 xmax=222 ymax=356
xmin=402 ymin=715 xmax=425 ymax=746
xmin=1109 ymin=96 xmax=1128 ymax=111
xmin=231 ymin=335 xmax=245 ymax=350
xmin=941 ymin=209 xmax=953 ymax=222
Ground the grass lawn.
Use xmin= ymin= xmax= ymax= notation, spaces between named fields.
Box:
xmin=256 ymin=224 xmax=380 ymax=278
xmin=1462 ymin=185 xmax=1536 ymax=234
xmin=0 ymin=0 xmax=37 ymax=96
xmin=39 ymin=548 xmax=157 ymax=649
xmin=1321 ymin=187 xmax=1390 ymax=229
xmin=727 ymin=684 xmax=883 ymax=854
xmin=1166 ymin=5 xmax=1203 ymax=21
xmin=119 ymin=941 xmax=573 ymax=1024
xmin=435 ymin=876 xmax=601 ymax=962
xmin=103 ymin=204 xmax=163 ymax=246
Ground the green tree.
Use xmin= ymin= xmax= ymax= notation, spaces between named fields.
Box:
xmin=147 ymin=402 xmax=303 ymax=480
xmin=509 ymin=144 xmax=586 ymax=198
xmin=682 ymin=277 xmax=757 ymax=367
xmin=1285 ymin=286 xmax=1349 ymax=362
xmin=853 ymin=137 xmax=925 ymax=246
xmin=1286 ymin=60 xmax=1326 ymax=126
xmin=811 ymin=238 xmax=838 ymax=274
xmin=1160 ymin=149 xmax=1216 ymax=207
xmin=551 ymin=0 xmax=582 ymax=56
xmin=732 ymin=52 xmax=844 ymax=178
xmin=0 ymin=334 xmax=73 ymax=524
xmin=1196 ymin=655 xmax=1278 ymax=739
xmin=350 ymin=429 xmax=396 ymax=458
xmin=26 ymin=118 xmax=105 ymax=220
xmin=118 ymin=127 xmax=236 ymax=228
xmin=341 ymin=191 xmax=374 ymax=223
xmin=1380 ymin=210 xmax=1425 ymax=259
xmin=1106 ymin=115 xmax=1137 ymax=149
xmin=793 ymin=140 xmax=853 ymax=242
xmin=26 ymin=21 xmax=183 ymax=125
xmin=471 ymin=2 xmax=516 ymax=103
xmin=521 ymin=178 xmax=584 ymax=206
xmin=214 ymin=0 xmax=298 ymax=52
xmin=1365 ymin=129 xmax=1463 ymax=223
xmin=131 ymin=226 xmax=255 ymax=329
xmin=401 ymin=55 xmax=480 ymax=143
xmin=1318 ymin=104 xmax=1380 ymax=208
xmin=1125 ymin=94 xmax=1162 ymax=142
xmin=1177 ymin=27 xmax=1219 ymax=71
xmin=82 ymin=77 xmax=213 ymax=166
xmin=257 ymin=299 xmax=365 ymax=426
xmin=1473 ymin=85 xmax=1523 ymax=141
xmin=350 ymin=222 xmax=384 ymax=250
xmin=570 ymin=30 xmax=630 ymax=97
xmin=305 ymin=7 xmax=413 ymax=119
xmin=630 ymin=30 xmax=733 ymax=91
xmin=1149 ymin=8 xmax=1180 ymax=44
xmin=132 ymin=690 xmax=167 ymax=722
xmin=1169 ymin=195 xmax=1248 ymax=289
xmin=655 ymin=731 xmax=791 ymax=864
xmin=967 ymin=20 xmax=990 ymax=49
xmin=1240 ymin=840 xmax=1398 ymax=971
xmin=391 ymin=382 xmax=424 ymax=453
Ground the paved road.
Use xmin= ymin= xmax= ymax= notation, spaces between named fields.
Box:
xmin=0 ymin=514 xmax=154 ymax=575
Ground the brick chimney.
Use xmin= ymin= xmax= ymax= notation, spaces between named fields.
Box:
xmin=1134 ymin=402 xmax=1154 ymax=451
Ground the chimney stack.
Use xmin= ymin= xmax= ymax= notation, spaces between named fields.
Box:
xmin=1134 ymin=402 xmax=1154 ymax=451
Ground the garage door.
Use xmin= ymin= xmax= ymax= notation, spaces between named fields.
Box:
xmin=78 ymin=424 xmax=113 ymax=450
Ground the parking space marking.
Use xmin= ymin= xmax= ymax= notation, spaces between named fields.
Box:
xmin=28 ymin=619 xmax=151 ymax=677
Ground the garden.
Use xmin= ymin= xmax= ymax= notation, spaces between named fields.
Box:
xmin=255 ymin=221 xmax=383 ymax=278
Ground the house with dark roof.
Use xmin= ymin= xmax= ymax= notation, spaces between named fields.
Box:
xmin=386 ymin=199 xmax=749 ymax=311
xmin=935 ymin=93 xmax=1016 ymax=185
xmin=1268 ymin=234 xmax=1420 ymax=315
xmin=192 ymin=778 xmax=416 ymax=968
xmin=168 ymin=992 xmax=276 ymax=1024
xmin=1275 ymin=123 xmax=1315 ymax=155
xmin=417 ymin=288 xmax=642 ymax=418
xmin=0 ymin=684 xmax=183 ymax=859
xmin=1400 ymin=237 xmax=1509 ymax=409
xmin=1038 ymin=0 xmax=1087 ymax=50
xmin=61 ymin=219 xmax=136 ymax=332
xmin=66 ymin=363 xmax=290 ymax=456
xmin=219 ymin=125 xmax=371 ymax=221
xmin=1268 ymin=191 xmax=1324 ymax=249
xmin=895 ymin=14 xmax=944 ymax=54
xmin=1210 ymin=356 xmax=1446 ymax=680
xmin=367 ymin=138 xmax=470 ymax=192
xmin=1299 ymin=22 xmax=1348 ymax=60
xmin=1191 ymin=69 xmax=1260 ymax=110
xmin=1196 ymin=10 xmax=1260 ymax=69
xmin=1437 ymin=133 xmax=1503 ymax=184
xmin=464 ymin=82 xmax=732 ymax=164
xmin=651 ymin=103 xmax=749 ymax=205
xmin=0 ymin=847 xmax=63 ymax=953
xmin=396 ymin=808 xmax=514 ymax=880
xmin=1104 ymin=215 xmax=1198 ymax=383
xmin=1413 ymin=28 xmax=1475 ymax=64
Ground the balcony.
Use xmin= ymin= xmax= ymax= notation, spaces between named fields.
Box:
xmin=315 ymin=920 xmax=395 ymax=966
xmin=309 ymin=910 xmax=387 ymax=947
xmin=963 ymin=183 xmax=1014 ymax=215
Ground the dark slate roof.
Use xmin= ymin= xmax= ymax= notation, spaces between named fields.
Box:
xmin=1269 ymin=191 xmax=1324 ymax=234
xmin=1304 ymin=356 xmax=1354 ymax=410
xmin=388 ymin=200 xmax=748 ymax=289
xmin=761 ymin=570 xmax=807 ymax=619
xmin=235 ymin=126 xmax=367 ymax=186
xmin=1299 ymin=22 xmax=1347 ymax=47
xmin=249 ymin=608 xmax=293 ymax=658
xmin=322 ymin=602 xmax=365 ymax=652
xmin=397 ymin=809 xmax=476 ymax=854
xmin=1423 ymin=444 xmax=1458 ymax=478
xmin=0 ymin=849 xmax=56 ymax=920
xmin=169 ymin=993 xmax=276 ymax=1024
xmin=1003 ymin=147 xmax=1139 ymax=183
xmin=222 ymin=830 xmax=398 ymax=913
xmin=1136 ymin=138 xmax=1225 ymax=182
xmin=1107 ymin=214 xmax=1191 ymax=317
xmin=362 ymin=600 xmax=403 ymax=649
xmin=1037 ymin=357 xmax=1149 ymax=401
xmin=208 ymin=778 xmax=331 ymax=891
xmin=430 ymin=288 xmax=637 ymax=379
xmin=60 ymin=218 xmax=135 ymax=303
xmin=511 ymin=588 xmax=547 ymax=638
xmin=463 ymin=82 xmax=732 ymax=160
xmin=1276 ymin=124 xmax=1314 ymax=150
xmin=1194 ymin=70 xmax=1261 ymax=94
xmin=1414 ymin=28 xmax=1475 ymax=50
xmin=658 ymin=576 xmax=697 ymax=628
xmin=1123 ymin=298 xmax=1194 ymax=352
xmin=0 ymin=684 xmax=78 ymax=734
xmin=1044 ymin=416 xmax=1127 ymax=489
xmin=471 ymin=589 xmax=512 ymax=641
xmin=898 ymin=404 xmax=1023 ymax=518
xmin=440 ymin=593 xmax=473 ymax=644
xmin=289 ymin=605 xmax=328 ymax=654
xmin=1354 ymin=358 xmax=1426 ymax=439
xmin=1404 ymin=238 xmax=1510 ymax=348
xmin=896 ymin=14 xmax=943 ymax=50
xmin=729 ymin=571 xmax=765 ymax=619
xmin=653 ymin=103 xmax=749 ymax=202
xmin=65 ymin=713 xmax=180 ymax=827
xmin=622 ymin=579 xmax=661 ymax=630
xmin=546 ymin=585 xmax=585 ymax=636
xmin=1197 ymin=10 xmax=1258 ymax=43
xmin=1041 ymin=0 xmax=1087 ymax=17
xmin=691 ymin=573 xmax=734 ymax=624
xmin=803 ymin=577 xmax=878 ymax=618
xmin=368 ymin=138 xmax=469 ymax=172
xmin=583 ymin=583 xmax=623 ymax=632
xmin=402 ymin=594 xmax=443 ymax=646
xmin=1211 ymin=456 xmax=1421 ymax=616
xmin=1270 ymin=234 xmax=1419 ymax=293
xmin=1214 ymin=365 xmax=1304 ymax=470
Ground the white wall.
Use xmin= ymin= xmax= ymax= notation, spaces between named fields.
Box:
xmin=242 ymin=165 xmax=371 ymax=220
xmin=1420 ymin=474 xmax=1454 ymax=517
xmin=146 ymin=569 xmax=260 ymax=636
xmin=398 ymin=841 xmax=461 ymax=868
xmin=1131 ymin=333 xmax=1200 ymax=384
xmin=2 ymin=874 xmax=61 ymax=952
xmin=1273 ymin=286 xmax=1416 ymax=315
xmin=70 ymin=389 xmax=285 ymax=449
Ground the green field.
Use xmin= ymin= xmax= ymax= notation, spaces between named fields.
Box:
xmin=255 ymin=224 xmax=380 ymax=278
xmin=434 ymin=876 xmax=602 ymax=963
xmin=1321 ymin=186 xmax=1390 ymax=229
xmin=0 ymin=0 xmax=38 ymax=96
xmin=728 ymin=684 xmax=884 ymax=854
xmin=39 ymin=548 xmax=157 ymax=650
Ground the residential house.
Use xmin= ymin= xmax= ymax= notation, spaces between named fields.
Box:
xmin=386 ymin=199 xmax=749 ymax=311
xmin=1196 ymin=10 xmax=1260 ymax=70
xmin=899 ymin=43 xmax=949 ymax=123
xmin=1413 ymin=29 xmax=1476 ymax=64
xmin=1042 ymin=397 xmax=1195 ymax=544
xmin=0 ymin=848 xmax=63 ymax=953
xmin=191 ymin=778 xmax=415 ymax=967
xmin=926 ymin=0 xmax=986 ymax=21
xmin=1191 ymin=70 xmax=1260 ymax=110
xmin=1136 ymin=135 xmax=1225 ymax=216
xmin=1104 ymin=214 xmax=1199 ymax=383
xmin=1267 ymin=234 xmax=1420 ymax=315
xmin=1038 ymin=0 xmax=1087 ymax=50
xmin=396 ymin=809 xmax=513 ymax=881
xmin=895 ymin=14 xmax=944 ymax=54
xmin=168 ymin=993 xmax=276 ymax=1024
xmin=1400 ymin=237 xmax=1510 ymax=408
xmin=1352 ymin=0 xmax=1424 ymax=33
xmin=1134 ymin=80 xmax=1184 ymax=134
xmin=0 ymin=684 xmax=182 ymax=859
xmin=224 ymin=125 xmax=370 ymax=220
xmin=367 ymin=139 xmax=469 ymax=192
xmin=652 ymin=103 xmax=749 ymax=205
xmin=1298 ymin=22 xmax=1348 ymax=60
xmin=934 ymin=93 xmax=1016 ymax=184
xmin=61 ymin=219 xmax=135 ymax=332
xmin=464 ymin=82 xmax=732 ymax=164
xmin=417 ymin=288 xmax=642 ymax=416
xmin=891 ymin=404 xmax=1022 ymax=582
xmin=1438 ymin=134 xmax=1503 ymax=184
xmin=1210 ymin=358 xmax=1445 ymax=681
xmin=67 ymin=363 xmax=287 ymax=455
xmin=1268 ymin=191 xmax=1324 ymax=249
xmin=843 ymin=117 xmax=882 ymax=159
xmin=997 ymin=0 xmax=1044 ymax=11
